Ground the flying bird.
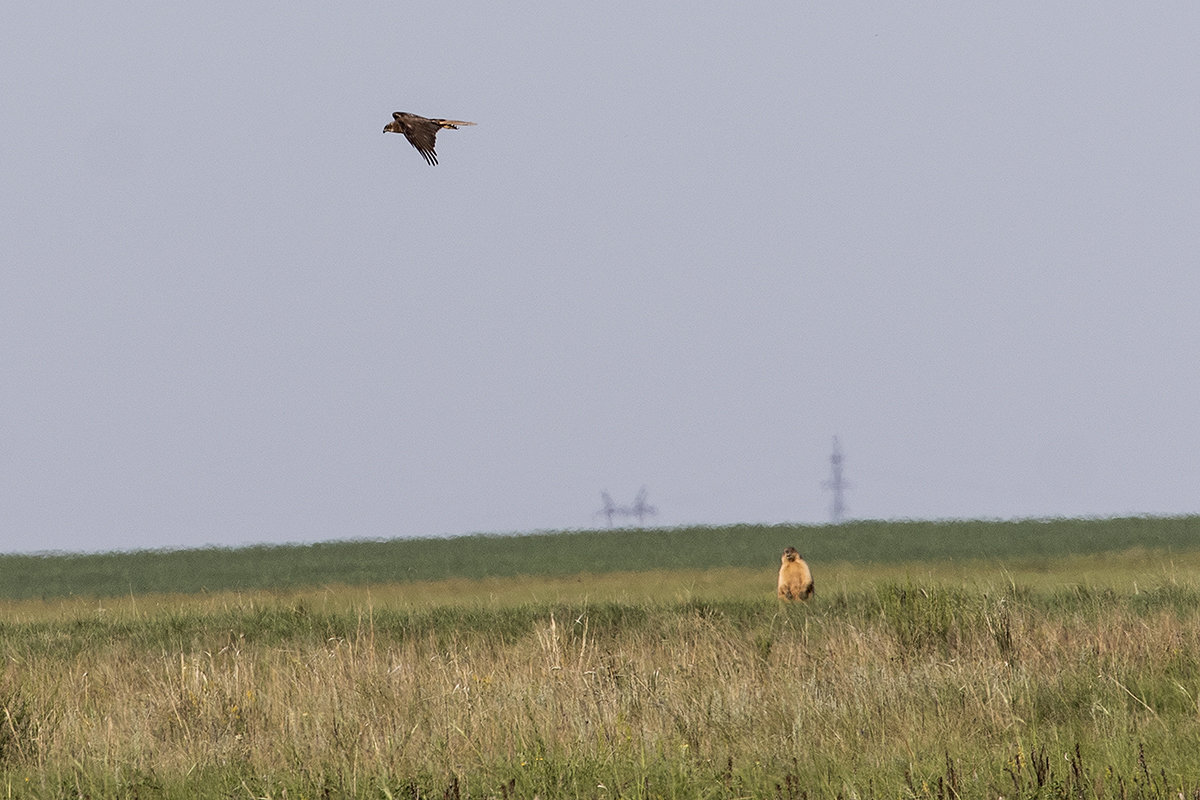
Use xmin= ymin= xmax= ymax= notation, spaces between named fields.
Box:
xmin=383 ymin=111 xmax=475 ymax=165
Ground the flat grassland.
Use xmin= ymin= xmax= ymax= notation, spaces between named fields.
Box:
xmin=3 ymin=517 xmax=1200 ymax=798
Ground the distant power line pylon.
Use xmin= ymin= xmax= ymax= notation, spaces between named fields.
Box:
xmin=822 ymin=436 xmax=850 ymax=524
xmin=596 ymin=491 xmax=621 ymax=528
xmin=595 ymin=487 xmax=658 ymax=528
xmin=628 ymin=486 xmax=658 ymax=526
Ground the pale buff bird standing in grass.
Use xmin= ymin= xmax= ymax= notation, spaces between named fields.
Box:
xmin=777 ymin=546 xmax=814 ymax=600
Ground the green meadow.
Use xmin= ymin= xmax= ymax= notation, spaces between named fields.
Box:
xmin=5 ymin=515 xmax=1198 ymax=599
xmin=2 ymin=516 xmax=1200 ymax=798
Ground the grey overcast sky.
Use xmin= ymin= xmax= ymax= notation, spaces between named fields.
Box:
xmin=3 ymin=4 xmax=1199 ymax=554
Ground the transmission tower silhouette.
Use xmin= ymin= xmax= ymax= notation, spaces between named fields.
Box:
xmin=822 ymin=436 xmax=850 ymax=524
xmin=595 ymin=487 xmax=658 ymax=528
xmin=596 ymin=491 xmax=621 ymax=528
xmin=628 ymin=486 xmax=658 ymax=526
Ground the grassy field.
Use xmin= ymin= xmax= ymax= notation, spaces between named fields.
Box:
xmin=3 ymin=517 xmax=1200 ymax=798
xmin=4 ymin=515 xmax=1198 ymax=599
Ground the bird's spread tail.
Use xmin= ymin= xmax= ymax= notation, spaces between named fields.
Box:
xmin=434 ymin=119 xmax=476 ymax=129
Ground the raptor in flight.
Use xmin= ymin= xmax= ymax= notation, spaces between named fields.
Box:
xmin=383 ymin=111 xmax=475 ymax=165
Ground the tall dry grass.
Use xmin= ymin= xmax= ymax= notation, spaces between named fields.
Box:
xmin=3 ymin=572 xmax=1200 ymax=797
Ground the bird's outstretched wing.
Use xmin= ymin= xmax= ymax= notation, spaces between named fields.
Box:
xmin=384 ymin=112 xmax=475 ymax=166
